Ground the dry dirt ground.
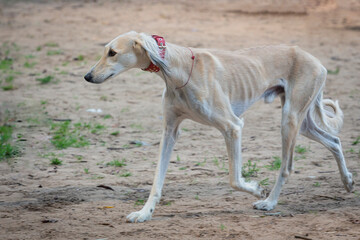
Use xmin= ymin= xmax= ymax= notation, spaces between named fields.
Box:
xmin=0 ymin=0 xmax=360 ymax=239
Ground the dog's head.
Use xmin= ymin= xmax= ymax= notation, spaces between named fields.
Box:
xmin=84 ymin=31 xmax=168 ymax=84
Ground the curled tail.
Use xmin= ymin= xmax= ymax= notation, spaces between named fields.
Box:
xmin=313 ymin=91 xmax=344 ymax=135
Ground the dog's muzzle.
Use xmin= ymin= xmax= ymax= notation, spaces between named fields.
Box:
xmin=84 ymin=72 xmax=94 ymax=83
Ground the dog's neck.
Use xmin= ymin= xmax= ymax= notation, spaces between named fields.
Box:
xmin=154 ymin=43 xmax=195 ymax=91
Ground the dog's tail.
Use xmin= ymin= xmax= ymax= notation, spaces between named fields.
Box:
xmin=311 ymin=91 xmax=344 ymax=135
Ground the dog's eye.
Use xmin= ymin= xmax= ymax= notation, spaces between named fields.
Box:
xmin=108 ymin=49 xmax=117 ymax=57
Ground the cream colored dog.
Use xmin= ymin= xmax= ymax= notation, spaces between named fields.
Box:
xmin=84 ymin=31 xmax=354 ymax=223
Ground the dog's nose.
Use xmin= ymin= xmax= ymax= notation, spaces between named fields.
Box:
xmin=84 ymin=72 xmax=93 ymax=82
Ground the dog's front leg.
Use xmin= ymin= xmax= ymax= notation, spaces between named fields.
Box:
xmin=127 ymin=109 xmax=182 ymax=223
xmin=223 ymin=118 xmax=264 ymax=198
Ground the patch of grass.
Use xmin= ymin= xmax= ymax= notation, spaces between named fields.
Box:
xmin=36 ymin=75 xmax=53 ymax=84
xmin=84 ymin=168 xmax=89 ymax=174
xmin=103 ymin=114 xmax=112 ymax=119
xmin=40 ymin=100 xmax=48 ymax=105
xmin=0 ymin=125 xmax=20 ymax=160
xmin=181 ymin=128 xmax=189 ymax=132
xmin=327 ymin=67 xmax=340 ymax=75
xmin=265 ymin=156 xmax=282 ymax=171
xmin=47 ymin=50 xmax=62 ymax=56
xmin=110 ymin=131 xmax=119 ymax=136
xmin=25 ymin=54 xmax=35 ymax=59
xmin=213 ymin=157 xmax=219 ymax=167
xmin=90 ymin=123 xmax=106 ymax=134
xmin=195 ymin=158 xmax=207 ymax=167
xmin=106 ymin=159 xmax=126 ymax=167
xmin=100 ymin=95 xmax=107 ymax=101
xmin=220 ymin=224 xmax=226 ymax=231
xmin=352 ymin=136 xmax=360 ymax=146
xmin=242 ymin=159 xmax=259 ymax=179
xmin=45 ymin=42 xmax=59 ymax=47
xmin=259 ymin=178 xmax=270 ymax=187
xmin=36 ymin=46 xmax=42 ymax=51
xmin=313 ymin=182 xmax=320 ymax=187
xmin=50 ymin=157 xmax=62 ymax=165
xmin=179 ymin=166 xmax=187 ymax=170
xmin=75 ymin=55 xmax=84 ymax=61
xmin=195 ymin=194 xmax=200 ymax=200
xmin=0 ymin=59 xmax=13 ymax=70
xmin=2 ymin=85 xmax=14 ymax=91
xmin=5 ymin=75 xmax=14 ymax=83
xmin=176 ymin=155 xmax=181 ymax=162
xmin=119 ymin=171 xmax=132 ymax=177
xmin=24 ymin=61 xmax=37 ymax=68
xmin=50 ymin=121 xmax=90 ymax=149
xmin=295 ymin=145 xmax=308 ymax=154
xmin=135 ymin=199 xmax=145 ymax=206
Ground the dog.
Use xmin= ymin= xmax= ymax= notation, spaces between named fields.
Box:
xmin=84 ymin=31 xmax=354 ymax=223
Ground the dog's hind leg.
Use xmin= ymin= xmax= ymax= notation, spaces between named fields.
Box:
xmin=127 ymin=106 xmax=183 ymax=223
xmin=300 ymin=111 xmax=354 ymax=192
xmin=253 ymin=66 xmax=324 ymax=210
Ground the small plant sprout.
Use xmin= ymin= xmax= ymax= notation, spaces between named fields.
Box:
xmin=265 ymin=156 xmax=282 ymax=171
xmin=195 ymin=158 xmax=207 ymax=167
xmin=110 ymin=131 xmax=120 ymax=136
xmin=135 ymin=199 xmax=145 ymax=206
xmin=176 ymin=155 xmax=181 ymax=162
xmin=106 ymin=159 xmax=126 ymax=167
xmin=313 ymin=182 xmax=320 ymax=187
xmin=84 ymin=168 xmax=89 ymax=174
xmin=259 ymin=178 xmax=270 ymax=187
xmin=195 ymin=194 xmax=200 ymax=200
xmin=119 ymin=171 xmax=132 ymax=177
xmin=352 ymin=136 xmax=360 ymax=146
xmin=0 ymin=125 xmax=20 ymax=160
xmin=50 ymin=158 xmax=62 ymax=165
xmin=220 ymin=224 xmax=226 ymax=231
xmin=36 ymin=75 xmax=53 ymax=84
xmin=295 ymin=145 xmax=308 ymax=154
xmin=242 ymin=159 xmax=259 ymax=179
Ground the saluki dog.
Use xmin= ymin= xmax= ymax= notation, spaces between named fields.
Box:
xmin=84 ymin=31 xmax=354 ymax=223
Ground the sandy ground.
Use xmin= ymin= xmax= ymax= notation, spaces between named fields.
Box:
xmin=0 ymin=0 xmax=360 ymax=239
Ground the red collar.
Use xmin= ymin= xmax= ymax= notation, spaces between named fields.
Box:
xmin=142 ymin=35 xmax=166 ymax=73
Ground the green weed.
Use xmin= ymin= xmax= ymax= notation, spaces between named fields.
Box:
xmin=110 ymin=131 xmax=119 ymax=136
xmin=179 ymin=166 xmax=187 ymax=170
xmin=84 ymin=168 xmax=89 ymax=174
xmin=50 ymin=121 xmax=90 ymax=149
xmin=313 ymin=182 xmax=320 ymax=187
xmin=259 ymin=178 xmax=270 ymax=186
xmin=5 ymin=75 xmax=14 ymax=83
xmin=2 ymin=85 xmax=14 ymax=91
xmin=352 ymin=136 xmax=360 ymax=145
xmin=327 ymin=67 xmax=340 ymax=75
xmin=106 ymin=159 xmax=126 ymax=167
xmin=195 ymin=158 xmax=207 ymax=167
xmin=45 ymin=42 xmax=59 ymax=47
xmin=0 ymin=125 xmax=20 ymax=160
xmin=0 ymin=59 xmax=13 ymax=70
xmin=47 ymin=50 xmax=62 ymax=56
xmin=50 ymin=157 xmax=62 ymax=165
xmin=36 ymin=75 xmax=53 ymax=84
xmin=119 ymin=171 xmax=132 ymax=177
xmin=36 ymin=46 xmax=42 ymax=51
xmin=90 ymin=123 xmax=105 ymax=134
xmin=103 ymin=114 xmax=112 ymax=119
xmin=176 ymin=155 xmax=181 ymax=162
xmin=242 ymin=160 xmax=259 ymax=179
xmin=75 ymin=55 xmax=84 ymax=61
xmin=135 ymin=199 xmax=145 ymax=206
xmin=265 ymin=156 xmax=282 ymax=171
xmin=220 ymin=224 xmax=226 ymax=231
xmin=25 ymin=54 xmax=35 ymax=59
xmin=295 ymin=145 xmax=308 ymax=154
xmin=24 ymin=61 xmax=37 ymax=68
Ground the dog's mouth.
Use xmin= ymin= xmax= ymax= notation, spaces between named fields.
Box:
xmin=105 ymin=73 xmax=114 ymax=81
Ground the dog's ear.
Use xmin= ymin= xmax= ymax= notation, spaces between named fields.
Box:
xmin=133 ymin=40 xmax=144 ymax=54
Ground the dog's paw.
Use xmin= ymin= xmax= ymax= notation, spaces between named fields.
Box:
xmin=253 ymin=199 xmax=276 ymax=211
xmin=343 ymin=172 xmax=355 ymax=192
xmin=126 ymin=210 xmax=152 ymax=223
